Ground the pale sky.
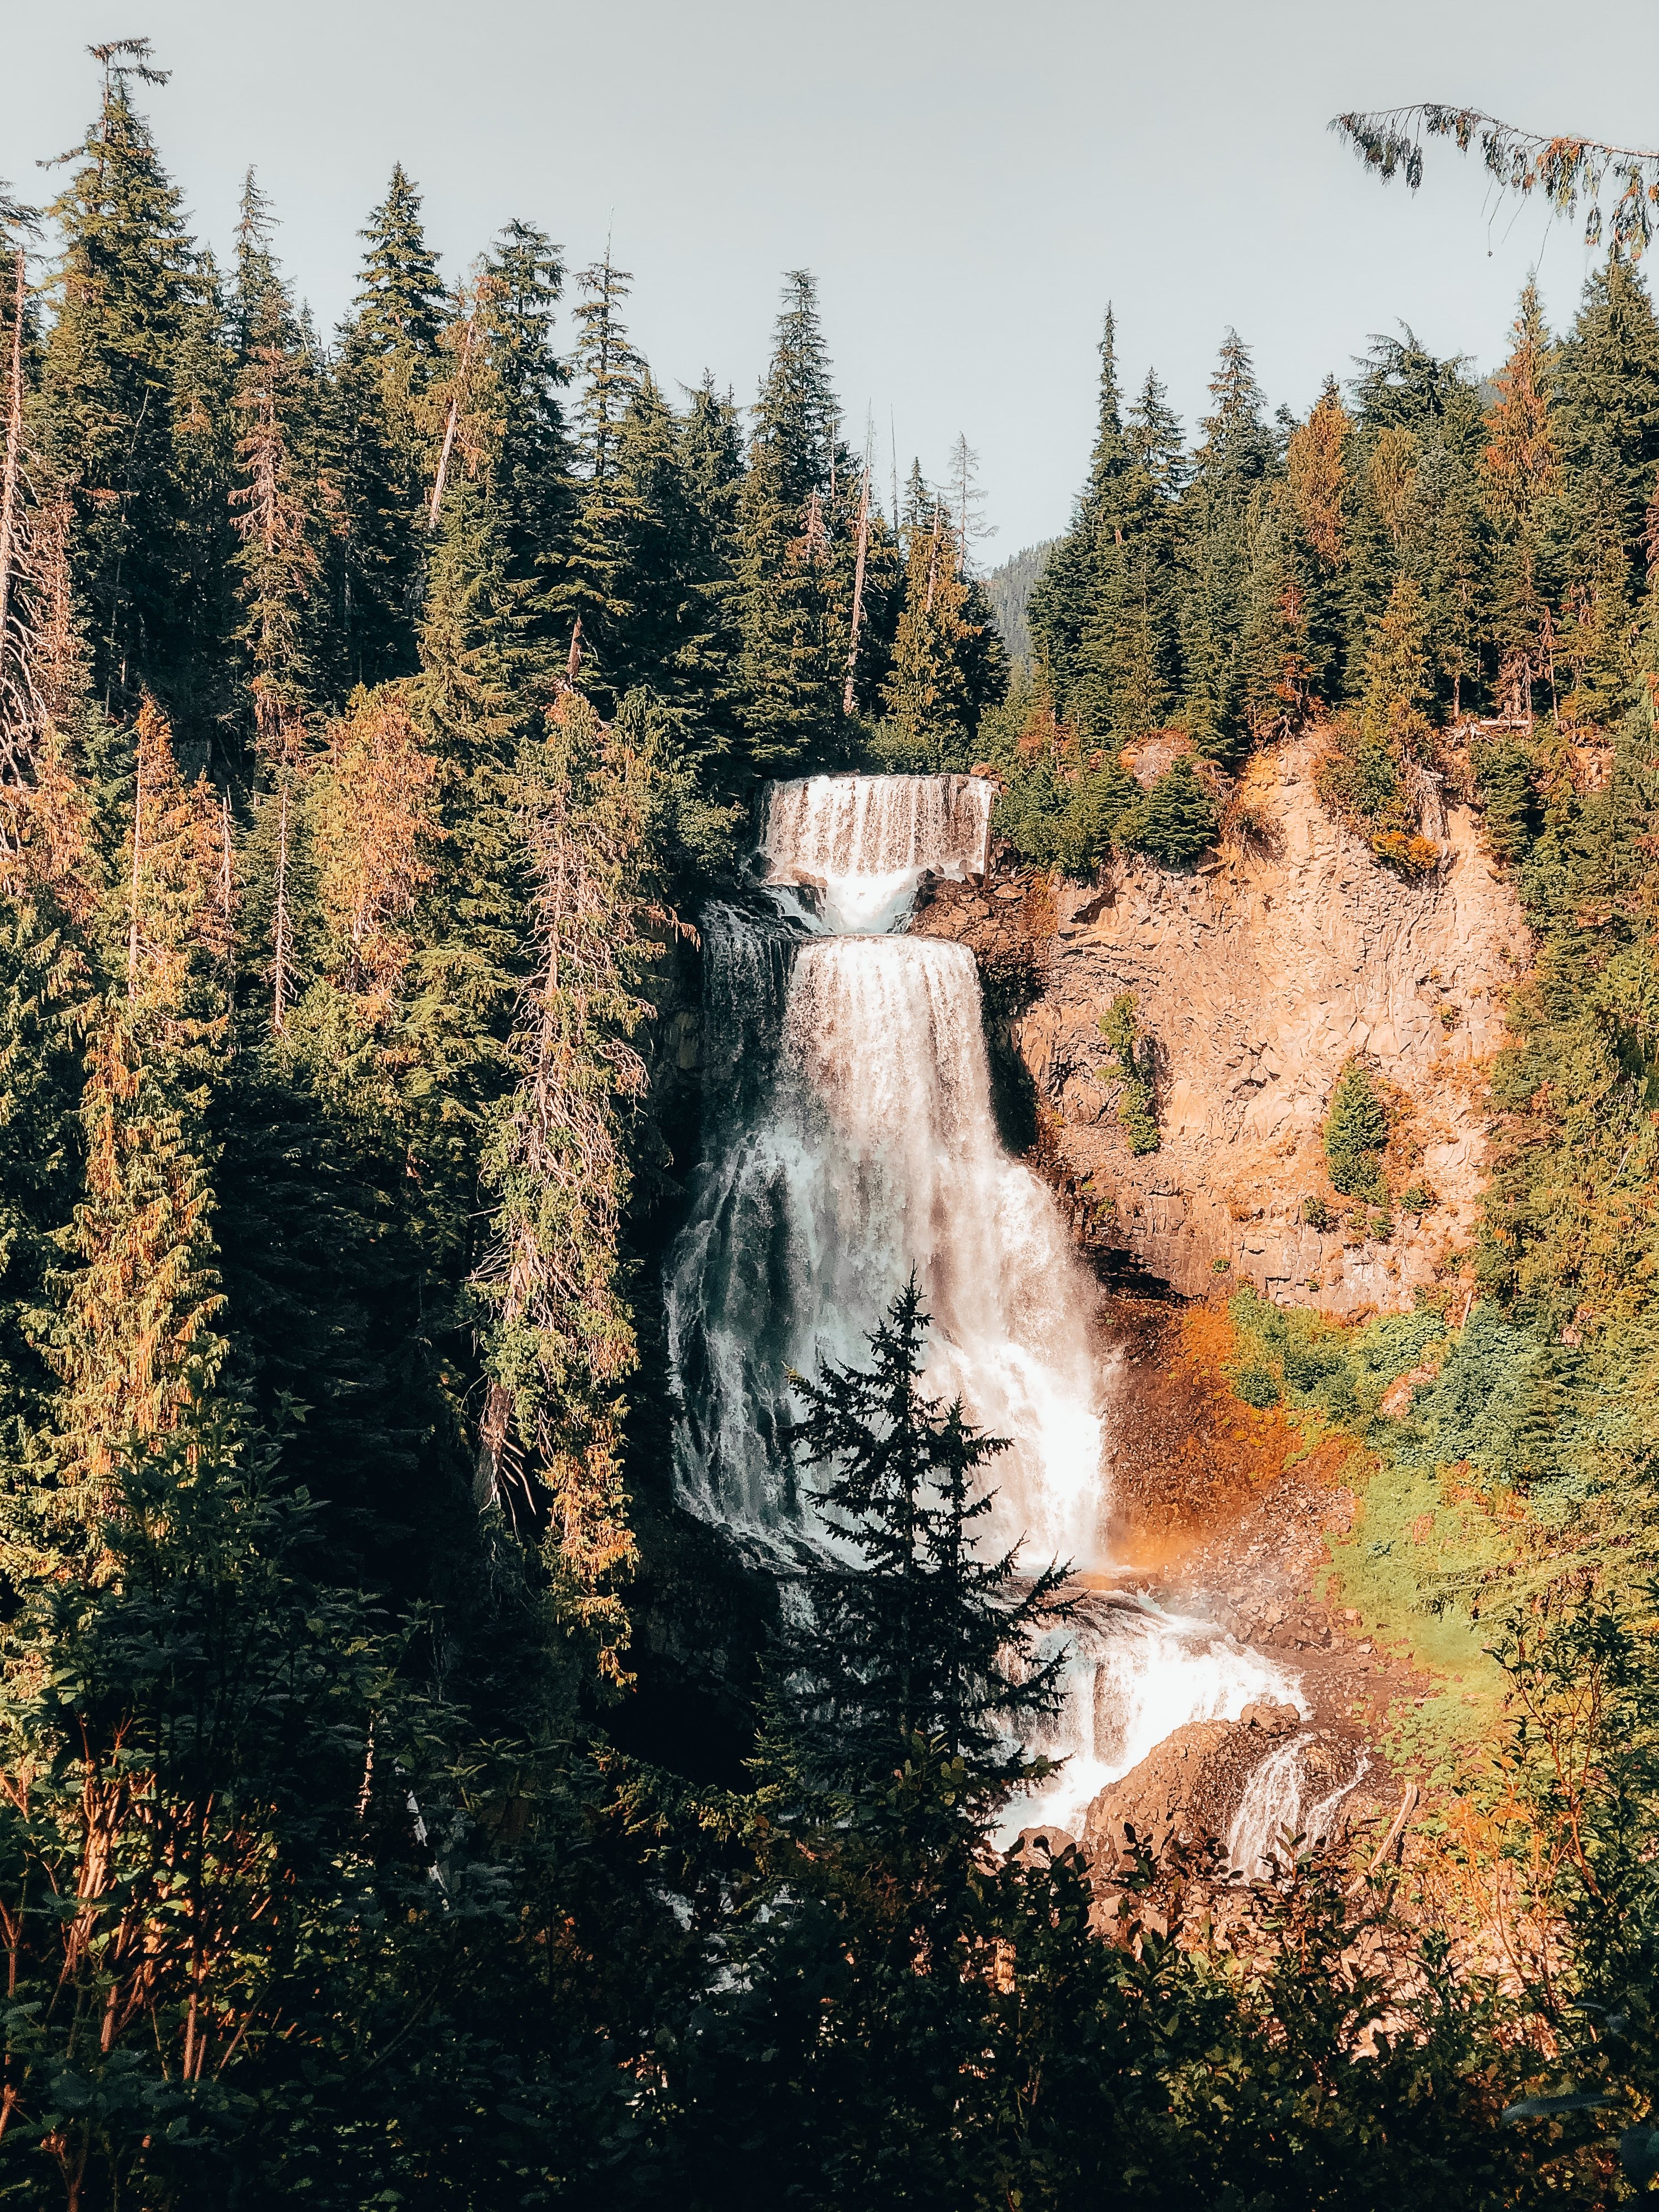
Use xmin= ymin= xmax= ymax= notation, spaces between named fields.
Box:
xmin=7 ymin=0 xmax=1659 ymax=554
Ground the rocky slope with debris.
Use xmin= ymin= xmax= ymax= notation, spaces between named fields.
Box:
xmin=916 ymin=731 xmax=1528 ymax=1314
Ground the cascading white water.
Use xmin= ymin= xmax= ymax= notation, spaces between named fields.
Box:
xmin=1226 ymin=1738 xmax=1368 ymax=1878
xmin=666 ymin=771 xmax=1302 ymax=1837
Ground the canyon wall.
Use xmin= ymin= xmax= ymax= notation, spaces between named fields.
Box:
xmin=916 ymin=734 xmax=1529 ymax=1316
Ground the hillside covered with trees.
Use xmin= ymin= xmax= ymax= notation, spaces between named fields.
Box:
xmin=3 ymin=37 xmax=1659 ymax=2210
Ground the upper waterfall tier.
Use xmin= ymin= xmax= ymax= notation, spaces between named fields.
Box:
xmin=761 ymin=773 xmax=993 ymax=923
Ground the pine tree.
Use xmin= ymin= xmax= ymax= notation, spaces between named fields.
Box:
xmin=38 ymin=42 xmax=208 ymax=729
xmin=1077 ymin=368 xmax=1188 ymax=737
xmin=1343 ymin=331 xmax=1487 ymax=706
xmin=309 ymin=683 xmax=441 ymax=1009
xmin=734 ymin=271 xmax=849 ymax=775
xmin=229 ymin=192 xmax=328 ymax=766
xmin=483 ymin=219 xmax=572 ymax=644
xmin=1548 ymin=253 xmax=1659 ymax=727
xmin=1180 ymin=329 xmax=1272 ymax=761
xmin=330 ymin=165 xmax=446 ymax=687
xmin=1028 ymin=307 xmax=1128 ymax=727
xmin=474 ymin=691 xmax=657 ymax=1675
xmin=1121 ymin=753 xmax=1218 ymax=866
xmin=1324 ymin=1057 xmax=1389 ymax=1199
xmin=557 ymin=254 xmax=646 ymax=700
xmin=876 ymin=502 xmax=1008 ymax=770
xmin=775 ymin=1277 xmax=1072 ymax=1804
xmin=1481 ymin=280 xmax=1559 ymax=716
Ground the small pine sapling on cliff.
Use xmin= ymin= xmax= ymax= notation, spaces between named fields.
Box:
xmin=1324 ymin=1057 xmax=1390 ymax=1200
xmin=1098 ymin=991 xmax=1160 ymax=1154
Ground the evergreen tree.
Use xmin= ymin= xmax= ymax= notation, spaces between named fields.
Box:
xmin=229 ymin=193 xmax=330 ymax=765
xmin=482 ymin=218 xmax=572 ymax=651
xmin=1548 ymin=253 xmax=1659 ymax=726
xmin=330 ymin=165 xmax=446 ymax=687
xmin=38 ymin=42 xmax=212 ymax=732
xmin=1481 ymin=280 xmax=1559 ymax=716
xmin=776 ymin=1277 xmax=1072 ymax=1803
xmin=878 ymin=498 xmax=1006 ymax=765
xmin=733 ymin=271 xmax=849 ymax=774
xmin=1028 ymin=307 xmax=1128 ymax=727
xmin=1324 ymin=1056 xmax=1389 ymax=1199
xmin=1077 ymin=367 xmax=1188 ymax=737
xmin=1120 ymin=753 xmax=1218 ymax=865
xmin=1180 ymin=328 xmax=1273 ymax=761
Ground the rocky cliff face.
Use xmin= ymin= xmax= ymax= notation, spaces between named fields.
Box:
xmin=917 ymin=733 xmax=1529 ymax=1315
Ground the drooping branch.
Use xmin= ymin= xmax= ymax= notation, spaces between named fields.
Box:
xmin=1331 ymin=104 xmax=1659 ymax=253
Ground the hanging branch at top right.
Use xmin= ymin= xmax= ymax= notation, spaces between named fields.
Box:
xmin=1330 ymin=104 xmax=1659 ymax=254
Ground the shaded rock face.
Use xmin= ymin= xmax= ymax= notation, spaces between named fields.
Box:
xmin=918 ymin=734 xmax=1528 ymax=1315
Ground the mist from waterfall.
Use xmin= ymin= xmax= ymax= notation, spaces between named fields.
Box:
xmin=665 ymin=771 xmax=1301 ymax=1839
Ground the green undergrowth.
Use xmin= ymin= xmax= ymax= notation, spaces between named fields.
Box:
xmin=1222 ymin=1288 xmax=1575 ymax=1781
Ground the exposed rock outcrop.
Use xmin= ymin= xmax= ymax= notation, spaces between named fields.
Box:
xmin=1080 ymin=1701 xmax=1304 ymax=1868
xmin=917 ymin=733 xmax=1529 ymax=1314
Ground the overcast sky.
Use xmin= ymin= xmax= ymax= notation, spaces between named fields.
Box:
xmin=8 ymin=0 xmax=1659 ymax=554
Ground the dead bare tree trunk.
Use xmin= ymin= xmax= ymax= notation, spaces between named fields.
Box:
xmin=126 ymin=746 xmax=143 ymax=997
xmin=272 ymin=778 xmax=291 ymax=1036
xmin=428 ymin=312 xmax=479 ymax=533
xmin=842 ymin=463 xmax=871 ymax=717
xmin=0 ymin=245 xmax=25 ymax=678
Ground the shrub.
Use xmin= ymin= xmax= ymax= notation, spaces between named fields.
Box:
xmin=1234 ymin=1363 xmax=1280 ymax=1408
xmin=1098 ymin=992 xmax=1159 ymax=1155
xmin=1324 ymin=1058 xmax=1389 ymax=1199
xmin=1303 ymin=1194 xmax=1335 ymax=1231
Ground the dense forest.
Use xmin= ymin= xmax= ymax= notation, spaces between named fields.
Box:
xmin=3 ymin=36 xmax=1659 ymax=2209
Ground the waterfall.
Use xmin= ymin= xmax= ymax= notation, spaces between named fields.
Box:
xmin=1226 ymin=1737 xmax=1368 ymax=1878
xmin=666 ymin=771 xmax=1302 ymax=1836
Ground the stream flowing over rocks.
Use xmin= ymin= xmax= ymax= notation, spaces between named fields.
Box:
xmin=665 ymin=772 xmax=1353 ymax=1851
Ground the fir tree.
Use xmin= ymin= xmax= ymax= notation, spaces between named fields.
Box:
xmin=38 ymin=42 xmax=209 ymax=730
xmin=776 ymin=1278 xmax=1073 ymax=1804
xmin=229 ymin=211 xmax=328 ymax=766
xmin=1481 ymin=280 xmax=1559 ymax=716
xmin=1180 ymin=328 xmax=1273 ymax=761
xmin=557 ymin=253 xmax=646 ymax=701
xmin=1028 ymin=307 xmax=1128 ymax=727
xmin=1121 ymin=753 xmax=1218 ymax=866
xmin=1077 ymin=368 xmax=1188 ymax=737
xmin=1548 ymin=253 xmax=1659 ymax=726
xmin=331 ymin=165 xmax=446 ymax=687
xmin=734 ymin=271 xmax=849 ymax=774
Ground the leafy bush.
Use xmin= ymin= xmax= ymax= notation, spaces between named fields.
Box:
xmin=1303 ymin=1193 xmax=1335 ymax=1231
xmin=1234 ymin=1363 xmax=1280 ymax=1408
xmin=1324 ymin=1058 xmax=1389 ymax=1199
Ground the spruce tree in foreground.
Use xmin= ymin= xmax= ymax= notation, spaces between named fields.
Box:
xmin=775 ymin=1276 xmax=1073 ymax=1808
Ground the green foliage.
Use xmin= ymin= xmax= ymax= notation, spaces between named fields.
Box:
xmin=1324 ymin=1057 xmax=1389 ymax=1198
xmin=777 ymin=1278 xmax=1073 ymax=1807
xmin=1120 ymin=754 xmax=1220 ymax=865
xmin=1234 ymin=1363 xmax=1280 ymax=1408
xmin=1098 ymin=990 xmax=1159 ymax=1153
